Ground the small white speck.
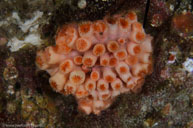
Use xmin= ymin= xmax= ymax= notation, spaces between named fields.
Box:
xmin=141 ymin=105 xmax=147 ymax=112
xmin=188 ymin=5 xmax=192 ymax=10
xmin=182 ymin=10 xmax=187 ymax=14
xmin=169 ymin=5 xmax=174 ymax=11
xmin=183 ymin=58 xmax=193 ymax=73
xmin=78 ymin=0 xmax=87 ymax=9
xmin=12 ymin=12 xmax=20 ymax=21
xmin=179 ymin=33 xmax=184 ymax=37
xmin=48 ymin=12 xmax=52 ymax=16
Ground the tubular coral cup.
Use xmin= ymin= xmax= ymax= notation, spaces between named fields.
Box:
xmin=103 ymin=67 xmax=116 ymax=83
xmin=97 ymin=79 xmax=109 ymax=92
xmin=127 ymin=41 xmax=142 ymax=55
xmin=100 ymin=53 xmax=110 ymax=66
xmin=78 ymin=22 xmax=92 ymax=37
xmin=56 ymin=25 xmax=78 ymax=47
xmin=130 ymin=22 xmax=146 ymax=43
xmin=90 ymin=71 xmax=99 ymax=81
xmin=64 ymin=80 xmax=77 ymax=95
xmin=90 ymin=69 xmax=100 ymax=81
xmin=44 ymin=46 xmax=66 ymax=65
xmin=69 ymin=69 xmax=86 ymax=85
xmin=126 ymin=11 xmax=137 ymax=23
xmin=75 ymin=85 xmax=89 ymax=99
xmin=132 ymin=22 xmax=143 ymax=32
xmin=109 ymin=56 xmax=118 ymax=67
xmin=93 ymin=20 xmax=109 ymax=43
xmin=73 ymin=55 xmax=83 ymax=65
xmin=93 ymin=43 xmax=106 ymax=56
xmin=36 ymin=11 xmax=153 ymax=115
xmin=125 ymin=54 xmax=139 ymax=66
xmin=49 ymin=71 xmax=67 ymax=92
xmin=78 ymin=22 xmax=97 ymax=43
xmin=114 ymin=47 xmax=128 ymax=60
xmin=107 ymin=40 xmax=119 ymax=53
xmin=135 ymin=31 xmax=146 ymax=42
xmin=59 ymin=59 xmax=74 ymax=74
xmin=76 ymin=37 xmax=92 ymax=52
xmin=36 ymin=50 xmax=49 ymax=70
xmin=82 ymin=51 xmax=97 ymax=67
xmin=98 ymin=90 xmax=111 ymax=101
xmin=53 ymin=43 xmax=72 ymax=55
xmin=115 ymin=62 xmax=132 ymax=82
xmin=118 ymin=17 xmax=131 ymax=38
xmin=78 ymin=98 xmax=93 ymax=115
xmin=105 ymin=16 xmax=118 ymax=40
xmin=85 ymin=79 xmax=96 ymax=92
xmin=111 ymin=78 xmax=123 ymax=91
xmin=117 ymin=37 xmax=126 ymax=45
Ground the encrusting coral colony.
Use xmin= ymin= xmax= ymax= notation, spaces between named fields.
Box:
xmin=36 ymin=11 xmax=153 ymax=115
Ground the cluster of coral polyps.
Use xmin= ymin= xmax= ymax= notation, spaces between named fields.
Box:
xmin=36 ymin=11 xmax=153 ymax=115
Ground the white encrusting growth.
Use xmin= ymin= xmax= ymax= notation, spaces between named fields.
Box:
xmin=7 ymin=11 xmax=44 ymax=51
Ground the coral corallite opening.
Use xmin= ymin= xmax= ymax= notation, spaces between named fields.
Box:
xmin=36 ymin=11 xmax=153 ymax=115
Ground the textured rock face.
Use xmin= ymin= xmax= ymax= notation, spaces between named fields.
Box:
xmin=36 ymin=11 xmax=153 ymax=115
xmin=0 ymin=0 xmax=193 ymax=127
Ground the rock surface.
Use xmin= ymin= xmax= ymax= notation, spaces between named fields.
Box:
xmin=0 ymin=0 xmax=192 ymax=127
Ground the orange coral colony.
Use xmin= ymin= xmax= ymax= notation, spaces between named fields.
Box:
xmin=36 ymin=11 xmax=153 ymax=115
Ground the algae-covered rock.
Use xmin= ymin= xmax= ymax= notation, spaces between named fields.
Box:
xmin=0 ymin=0 xmax=192 ymax=127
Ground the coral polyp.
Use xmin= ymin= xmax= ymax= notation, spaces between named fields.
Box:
xmin=36 ymin=11 xmax=153 ymax=115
